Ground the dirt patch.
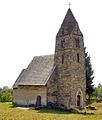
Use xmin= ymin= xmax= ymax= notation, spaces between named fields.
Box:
xmin=16 ymin=107 xmax=30 ymax=110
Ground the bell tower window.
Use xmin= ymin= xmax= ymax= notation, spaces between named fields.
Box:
xmin=62 ymin=55 xmax=64 ymax=64
xmin=77 ymin=53 xmax=79 ymax=63
xmin=75 ymin=39 xmax=80 ymax=48
xmin=61 ymin=39 xmax=65 ymax=48
xmin=62 ymin=28 xmax=64 ymax=35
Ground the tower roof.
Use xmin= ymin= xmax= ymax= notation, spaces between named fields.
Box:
xmin=56 ymin=8 xmax=82 ymax=37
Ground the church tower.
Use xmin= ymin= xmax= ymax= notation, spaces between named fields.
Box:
xmin=54 ymin=8 xmax=86 ymax=109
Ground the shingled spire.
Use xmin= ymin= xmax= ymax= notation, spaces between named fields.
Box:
xmin=56 ymin=8 xmax=83 ymax=37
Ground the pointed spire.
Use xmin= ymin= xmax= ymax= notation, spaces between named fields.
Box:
xmin=56 ymin=8 xmax=81 ymax=37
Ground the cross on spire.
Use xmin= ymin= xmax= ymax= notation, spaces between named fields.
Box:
xmin=68 ymin=2 xmax=71 ymax=8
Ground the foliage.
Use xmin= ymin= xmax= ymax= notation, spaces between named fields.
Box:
xmin=93 ymin=83 xmax=102 ymax=100
xmin=85 ymin=48 xmax=94 ymax=97
xmin=0 ymin=86 xmax=12 ymax=102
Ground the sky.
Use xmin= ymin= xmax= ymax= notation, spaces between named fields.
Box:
xmin=0 ymin=0 xmax=102 ymax=88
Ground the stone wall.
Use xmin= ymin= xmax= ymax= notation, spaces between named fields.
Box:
xmin=54 ymin=32 xmax=86 ymax=109
xmin=13 ymin=85 xmax=47 ymax=106
xmin=47 ymin=67 xmax=58 ymax=103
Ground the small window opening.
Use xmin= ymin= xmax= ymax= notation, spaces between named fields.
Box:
xmin=62 ymin=55 xmax=64 ymax=64
xmin=76 ymin=39 xmax=80 ymax=48
xmin=77 ymin=53 xmax=79 ymax=63
xmin=62 ymin=28 xmax=64 ymax=35
xmin=61 ymin=39 xmax=65 ymax=48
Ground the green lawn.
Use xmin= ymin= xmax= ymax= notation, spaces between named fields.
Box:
xmin=0 ymin=102 xmax=102 ymax=120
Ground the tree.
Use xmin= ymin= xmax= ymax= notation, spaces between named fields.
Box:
xmin=98 ymin=83 xmax=102 ymax=88
xmin=0 ymin=91 xmax=12 ymax=102
xmin=93 ymin=84 xmax=102 ymax=100
xmin=0 ymin=86 xmax=12 ymax=102
xmin=85 ymin=48 xmax=94 ymax=98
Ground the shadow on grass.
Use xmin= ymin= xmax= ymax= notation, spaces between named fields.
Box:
xmin=9 ymin=103 xmax=19 ymax=108
xmin=34 ymin=108 xmax=95 ymax=115
xmin=9 ymin=104 xmax=69 ymax=114
xmin=9 ymin=103 xmax=95 ymax=115
xmin=36 ymin=108 xmax=69 ymax=114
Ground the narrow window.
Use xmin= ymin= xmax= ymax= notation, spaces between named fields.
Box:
xmin=75 ymin=39 xmax=80 ymax=48
xmin=77 ymin=53 xmax=79 ymax=63
xmin=61 ymin=39 xmax=65 ymax=48
xmin=62 ymin=55 xmax=64 ymax=64
xmin=62 ymin=28 xmax=64 ymax=35
xmin=77 ymin=95 xmax=81 ymax=107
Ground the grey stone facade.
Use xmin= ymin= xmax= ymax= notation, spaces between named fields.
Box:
xmin=54 ymin=8 xmax=86 ymax=109
xmin=13 ymin=8 xmax=86 ymax=109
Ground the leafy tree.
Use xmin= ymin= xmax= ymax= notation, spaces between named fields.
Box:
xmin=85 ymin=48 xmax=94 ymax=98
xmin=0 ymin=86 xmax=12 ymax=102
xmin=93 ymin=84 xmax=102 ymax=100
xmin=3 ymin=86 xmax=9 ymax=90
xmin=98 ymin=83 xmax=102 ymax=88
xmin=0 ymin=91 xmax=12 ymax=102
xmin=0 ymin=87 xmax=2 ymax=91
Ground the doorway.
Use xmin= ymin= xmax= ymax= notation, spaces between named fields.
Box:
xmin=77 ymin=95 xmax=81 ymax=107
xmin=36 ymin=96 xmax=41 ymax=107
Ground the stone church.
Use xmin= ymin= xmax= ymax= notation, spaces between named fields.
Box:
xmin=13 ymin=7 xmax=86 ymax=109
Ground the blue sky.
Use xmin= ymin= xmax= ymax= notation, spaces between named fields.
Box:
xmin=0 ymin=0 xmax=102 ymax=87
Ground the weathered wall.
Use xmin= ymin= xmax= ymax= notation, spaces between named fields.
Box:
xmin=47 ymin=67 xmax=58 ymax=103
xmin=55 ymin=29 xmax=86 ymax=109
xmin=13 ymin=85 xmax=47 ymax=106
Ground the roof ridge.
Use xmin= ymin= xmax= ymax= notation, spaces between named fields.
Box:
xmin=33 ymin=54 xmax=54 ymax=58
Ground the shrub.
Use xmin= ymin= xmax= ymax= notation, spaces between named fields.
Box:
xmin=0 ymin=86 xmax=12 ymax=102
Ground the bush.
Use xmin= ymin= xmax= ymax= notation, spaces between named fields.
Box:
xmin=0 ymin=86 xmax=12 ymax=102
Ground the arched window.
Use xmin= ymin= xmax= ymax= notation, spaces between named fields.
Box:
xmin=77 ymin=95 xmax=81 ymax=107
xmin=76 ymin=89 xmax=83 ymax=108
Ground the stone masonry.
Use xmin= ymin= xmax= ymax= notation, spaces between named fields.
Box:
xmin=54 ymin=8 xmax=86 ymax=108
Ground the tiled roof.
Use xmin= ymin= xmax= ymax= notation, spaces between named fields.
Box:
xmin=56 ymin=8 xmax=83 ymax=37
xmin=13 ymin=55 xmax=55 ymax=87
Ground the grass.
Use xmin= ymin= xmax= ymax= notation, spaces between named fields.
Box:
xmin=0 ymin=102 xmax=102 ymax=120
